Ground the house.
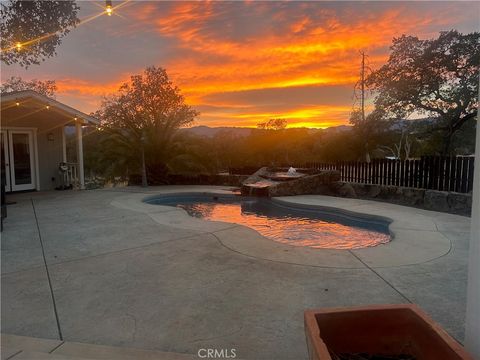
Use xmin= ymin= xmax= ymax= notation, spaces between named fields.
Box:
xmin=1 ymin=90 xmax=98 ymax=192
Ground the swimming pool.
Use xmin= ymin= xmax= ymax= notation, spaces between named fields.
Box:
xmin=146 ymin=193 xmax=391 ymax=249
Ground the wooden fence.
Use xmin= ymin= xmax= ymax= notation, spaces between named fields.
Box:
xmin=305 ymin=156 xmax=475 ymax=194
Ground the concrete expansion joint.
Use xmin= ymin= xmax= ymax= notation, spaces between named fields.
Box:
xmin=5 ymin=350 xmax=23 ymax=360
xmin=2 ymin=232 xmax=219 ymax=275
xmin=48 ymin=341 xmax=66 ymax=354
xmin=348 ymin=249 xmax=413 ymax=304
xmin=44 ymin=232 xmax=214 ymax=266
xmin=209 ymin=232 xmax=366 ymax=270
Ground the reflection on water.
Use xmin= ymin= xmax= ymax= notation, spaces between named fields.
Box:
xmin=166 ymin=196 xmax=390 ymax=250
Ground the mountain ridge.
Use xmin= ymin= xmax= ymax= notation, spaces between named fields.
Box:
xmin=180 ymin=124 xmax=352 ymax=137
xmin=180 ymin=118 xmax=440 ymax=138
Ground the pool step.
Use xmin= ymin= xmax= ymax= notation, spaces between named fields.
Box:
xmin=1 ymin=334 xmax=200 ymax=360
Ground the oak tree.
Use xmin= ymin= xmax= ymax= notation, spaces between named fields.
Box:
xmin=366 ymin=30 xmax=479 ymax=154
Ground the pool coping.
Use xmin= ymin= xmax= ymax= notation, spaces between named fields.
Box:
xmin=110 ymin=189 xmax=453 ymax=269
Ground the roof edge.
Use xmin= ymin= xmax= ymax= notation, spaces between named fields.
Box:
xmin=1 ymin=90 xmax=99 ymax=125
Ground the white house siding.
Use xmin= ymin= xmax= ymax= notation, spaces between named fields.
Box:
xmin=37 ymin=125 xmax=64 ymax=190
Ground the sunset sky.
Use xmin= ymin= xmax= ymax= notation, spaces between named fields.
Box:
xmin=2 ymin=1 xmax=479 ymax=128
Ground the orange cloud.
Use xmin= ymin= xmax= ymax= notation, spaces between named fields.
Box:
xmin=46 ymin=1 xmax=479 ymax=128
xmin=56 ymin=78 xmax=121 ymax=96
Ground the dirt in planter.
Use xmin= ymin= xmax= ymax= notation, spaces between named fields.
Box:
xmin=329 ymin=352 xmax=416 ymax=360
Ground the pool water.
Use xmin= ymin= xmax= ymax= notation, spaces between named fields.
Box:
xmin=146 ymin=194 xmax=391 ymax=249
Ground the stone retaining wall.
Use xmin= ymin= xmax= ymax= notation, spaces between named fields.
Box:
xmin=329 ymin=182 xmax=472 ymax=216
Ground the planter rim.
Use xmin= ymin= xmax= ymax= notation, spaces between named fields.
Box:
xmin=304 ymin=304 xmax=473 ymax=360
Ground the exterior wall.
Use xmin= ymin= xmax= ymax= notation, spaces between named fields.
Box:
xmin=36 ymin=126 xmax=64 ymax=190
xmin=2 ymin=122 xmax=64 ymax=191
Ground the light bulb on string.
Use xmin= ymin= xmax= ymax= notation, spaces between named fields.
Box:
xmin=106 ymin=0 xmax=113 ymax=16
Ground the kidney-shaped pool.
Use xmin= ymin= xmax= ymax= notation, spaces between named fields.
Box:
xmin=145 ymin=193 xmax=392 ymax=249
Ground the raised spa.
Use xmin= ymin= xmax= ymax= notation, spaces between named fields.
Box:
xmin=145 ymin=194 xmax=392 ymax=249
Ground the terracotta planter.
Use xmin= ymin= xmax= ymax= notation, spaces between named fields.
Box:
xmin=304 ymin=304 xmax=473 ymax=360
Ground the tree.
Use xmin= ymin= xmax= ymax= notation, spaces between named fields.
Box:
xmin=0 ymin=76 xmax=57 ymax=97
xmin=257 ymin=118 xmax=288 ymax=130
xmin=349 ymin=107 xmax=394 ymax=161
xmin=366 ymin=30 xmax=479 ymax=154
xmin=97 ymin=66 xmax=199 ymax=186
xmin=1 ymin=0 xmax=80 ymax=67
xmin=377 ymin=130 xmax=412 ymax=160
xmin=350 ymin=51 xmax=375 ymax=161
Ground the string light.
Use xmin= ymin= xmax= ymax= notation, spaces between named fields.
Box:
xmin=106 ymin=0 xmax=113 ymax=16
xmin=46 ymin=105 xmax=50 ymax=110
xmin=15 ymin=102 xmax=20 ymax=106
xmin=2 ymin=0 xmax=131 ymax=53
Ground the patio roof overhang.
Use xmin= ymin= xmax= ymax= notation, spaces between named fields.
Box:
xmin=1 ymin=90 xmax=99 ymax=128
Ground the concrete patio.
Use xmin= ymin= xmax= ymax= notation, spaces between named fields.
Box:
xmin=1 ymin=186 xmax=471 ymax=359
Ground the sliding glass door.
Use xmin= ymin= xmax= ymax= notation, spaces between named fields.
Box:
xmin=2 ymin=130 xmax=36 ymax=192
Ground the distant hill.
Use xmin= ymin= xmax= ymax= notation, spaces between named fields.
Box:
xmin=180 ymin=126 xmax=253 ymax=138
xmin=388 ymin=117 xmax=439 ymax=131
xmin=181 ymin=124 xmax=353 ymax=138
xmin=322 ymin=125 xmax=352 ymax=133
xmin=179 ymin=119 xmax=440 ymax=138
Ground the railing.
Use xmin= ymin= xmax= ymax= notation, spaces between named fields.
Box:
xmin=60 ymin=162 xmax=79 ymax=189
xmin=305 ymin=156 xmax=475 ymax=194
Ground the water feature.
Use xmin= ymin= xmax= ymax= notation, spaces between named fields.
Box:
xmin=240 ymin=167 xmax=340 ymax=196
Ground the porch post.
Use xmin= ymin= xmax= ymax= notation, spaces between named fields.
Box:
xmin=61 ymin=125 xmax=67 ymax=163
xmin=465 ymin=75 xmax=480 ymax=357
xmin=75 ymin=120 xmax=85 ymax=190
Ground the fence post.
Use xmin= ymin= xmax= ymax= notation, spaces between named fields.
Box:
xmin=383 ymin=159 xmax=388 ymax=185
xmin=368 ymin=161 xmax=372 ymax=184
xmin=371 ymin=159 xmax=376 ymax=185
xmin=450 ymin=156 xmax=457 ymax=192
xmin=467 ymin=157 xmax=475 ymax=193
xmin=423 ymin=156 xmax=429 ymax=189
xmin=438 ymin=157 xmax=444 ymax=191
xmin=376 ymin=160 xmax=380 ymax=185
xmin=455 ymin=157 xmax=462 ymax=192
xmin=444 ymin=157 xmax=451 ymax=192
xmin=461 ymin=156 xmax=469 ymax=193
xmin=401 ymin=160 xmax=407 ymax=187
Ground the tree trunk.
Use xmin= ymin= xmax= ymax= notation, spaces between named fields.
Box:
xmin=141 ymin=144 xmax=148 ymax=187
xmin=443 ymin=111 xmax=477 ymax=155
xmin=442 ymin=129 xmax=453 ymax=156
